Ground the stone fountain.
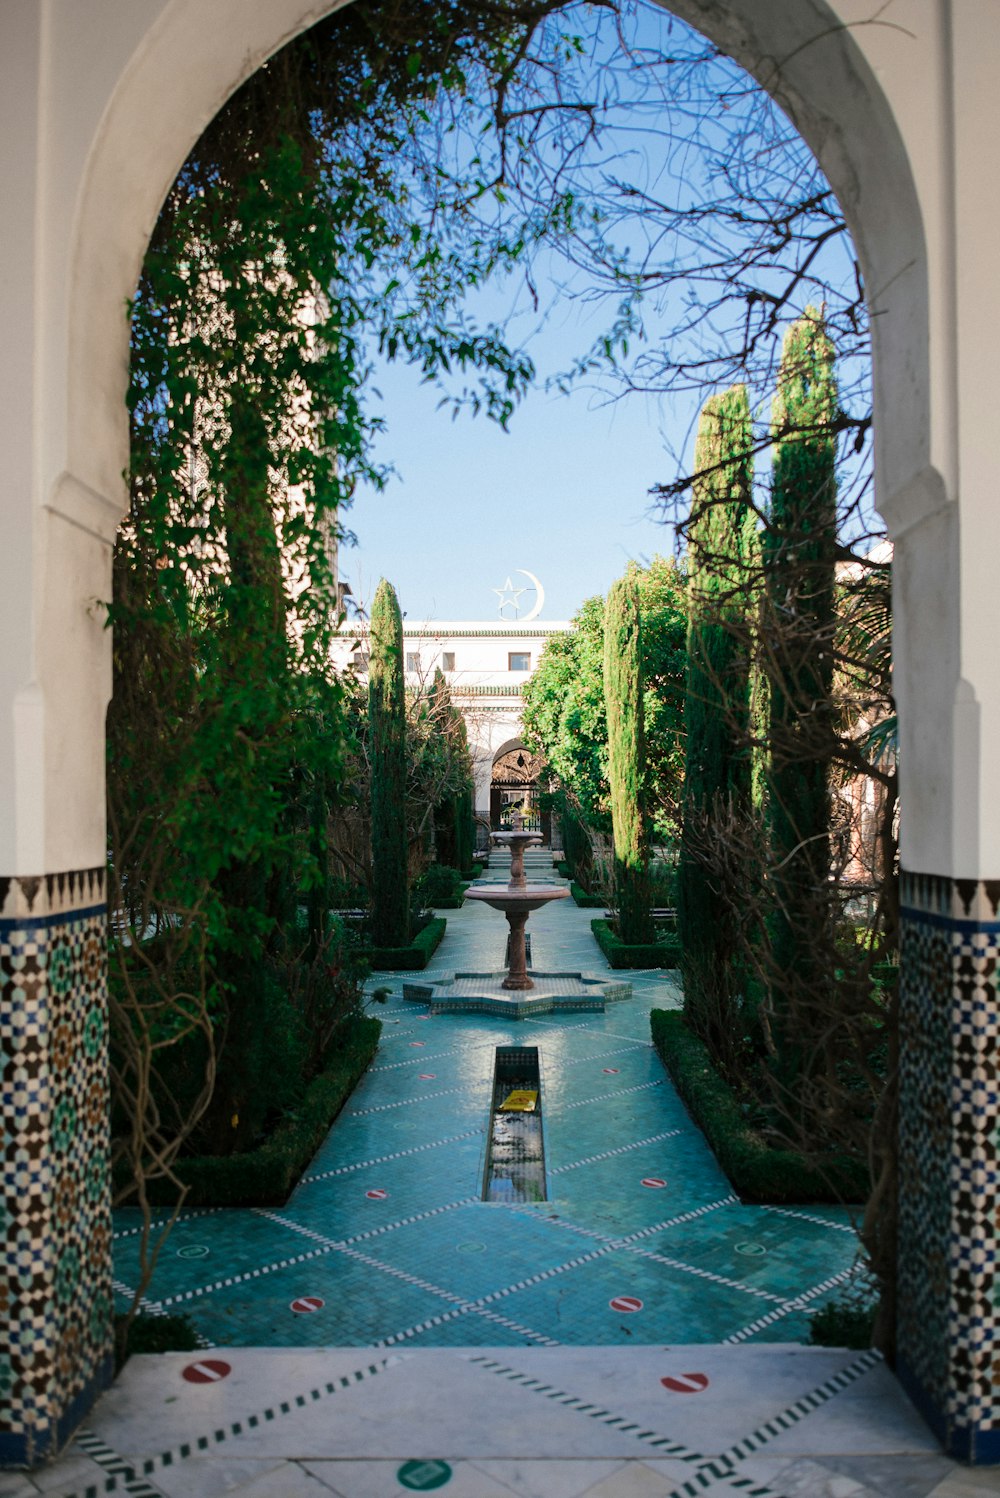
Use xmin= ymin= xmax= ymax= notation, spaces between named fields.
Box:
xmin=403 ymin=814 xmax=632 ymax=1019
xmin=464 ymin=818 xmax=567 ymax=990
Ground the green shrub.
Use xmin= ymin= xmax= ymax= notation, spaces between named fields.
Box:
xmin=808 ymin=1292 xmax=876 ymax=1349
xmin=414 ymin=864 xmax=466 ymax=908
xmin=650 ymin=1009 xmax=867 ymax=1202
xmin=592 ymin=918 xmax=680 ymax=969
xmin=142 ymin=1014 xmax=382 ymax=1208
xmin=571 ymin=882 xmax=605 ymax=908
xmin=328 ymin=877 xmax=366 ymax=909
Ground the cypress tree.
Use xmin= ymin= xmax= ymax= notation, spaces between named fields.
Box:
xmin=679 ymin=385 xmax=757 ymax=1056
xmin=369 ymin=578 xmax=410 ymax=946
xmin=430 ymin=669 xmax=459 ymax=866
xmin=604 ymin=571 xmax=654 ymax=945
xmin=455 ymin=781 xmax=475 ymax=876
xmin=765 ymin=309 xmax=838 ymax=1085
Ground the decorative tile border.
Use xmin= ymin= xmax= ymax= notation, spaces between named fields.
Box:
xmin=723 ymin=1266 xmax=859 ymax=1344
xmin=298 ymin=1130 xmax=484 ymax=1186
xmin=898 ymin=869 xmax=1000 ymax=1461
xmin=549 ymin=1128 xmax=683 ymax=1174
xmin=470 ymin=1349 xmax=880 ymax=1498
xmin=0 ymin=869 xmax=113 ymax=1467
xmin=66 ymin=1360 xmax=394 ymax=1498
xmin=51 ymin=1346 xmax=884 ymax=1498
xmin=559 ymin=1079 xmax=665 ymax=1111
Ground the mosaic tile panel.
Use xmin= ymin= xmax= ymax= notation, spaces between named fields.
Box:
xmin=898 ymin=869 xmax=1000 ymax=1461
xmin=0 ymin=869 xmax=113 ymax=1468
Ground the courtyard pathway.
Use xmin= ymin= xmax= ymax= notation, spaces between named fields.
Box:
xmin=111 ymin=855 xmax=861 ymax=1350
xmin=7 ymin=858 xmax=1000 ymax=1496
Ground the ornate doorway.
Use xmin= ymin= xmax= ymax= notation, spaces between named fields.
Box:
xmin=490 ymin=746 xmax=548 ymax=839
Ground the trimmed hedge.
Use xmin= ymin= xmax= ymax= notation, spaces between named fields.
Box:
xmin=362 ymin=917 xmax=447 ymax=970
xmin=591 ymin=918 xmax=680 ymax=969
xmin=144 ymin=1013 xmax=382 ymax=1209
xmin=650 ymin=1009 xmax=868 ymax=1203
xmin=571 ymin=882 xmax=605 ymax=908
xmin=555 ymin=861 xmax=573 ymax=880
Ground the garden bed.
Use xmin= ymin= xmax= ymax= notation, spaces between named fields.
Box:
xmin=591 ymin=917 xmax=680 ymax=969
xmin=571 ymin=882 xmax=605 ymax=908
xmin=650 ymin=1008 xmax=867 ymax=1203
xmin=142 ymin=1013 xmax=382 ymax=1208
xmin=361 ymin=916 xmax=447 ymax=970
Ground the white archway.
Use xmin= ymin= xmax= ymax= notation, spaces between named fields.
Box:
xmin=5 ymin=0 xmax=1000 ymax=1466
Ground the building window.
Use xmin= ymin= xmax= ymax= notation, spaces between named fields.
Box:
xmin=406 ymin=652 xmax=420 ymax=673
xmin=352 ymin=651 xmax=369 ymax=671
xmin=508 ymin=651 xmax=531 ymax=672
xmin=441 ymin=652 xmax=455 ymax=672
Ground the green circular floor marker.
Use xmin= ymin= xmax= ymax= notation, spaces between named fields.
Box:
xmin=735 ymin=1242 xmax=766 ymax=1257
xmin=397 ymin=1458 xmax=452 ymax=1490
xmin=177 ymin=1245 xmax=209 ymax=1259
xmin=456 ymin=1242 xmax=486 ymax=1254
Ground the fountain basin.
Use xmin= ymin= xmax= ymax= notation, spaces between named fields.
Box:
xmin=402 ymin=970 xmax=632 ymax=1020
xmin=464 ymin=885 xmax=569 ymax=915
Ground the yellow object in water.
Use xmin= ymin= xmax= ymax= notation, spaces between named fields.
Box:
xmin=499 ymin=1089 xmax=538 ymax=1113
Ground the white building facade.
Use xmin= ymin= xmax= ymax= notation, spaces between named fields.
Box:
xmin=334 ymin=618 xmax=569 ymax=835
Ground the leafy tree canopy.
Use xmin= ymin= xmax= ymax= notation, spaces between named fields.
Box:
xmin=522 ymin=556 xmax=686 ymax=840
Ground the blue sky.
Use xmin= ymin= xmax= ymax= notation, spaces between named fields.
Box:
xmin=335 ymin=1 xmax=871 ymax=626
xmin=340 ymin=327 xmax=686 ymax=626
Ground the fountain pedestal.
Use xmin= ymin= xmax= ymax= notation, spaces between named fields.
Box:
xmin=502 ymin=907 xmax=532 ymax=990
xmin=468 ymin=823 xmax=568 ymax=991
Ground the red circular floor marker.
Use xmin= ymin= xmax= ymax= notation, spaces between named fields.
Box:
xmin=410 ymin=1041 xmax=426 ymax=1047
xmin=366 ymin=1187 xmax=389 ymax=1200
xmin=609 ymin=1295 xmax=643 ymax=1313
xmin=661 ymin=1373 xmax=709 ymax=1394
xmin=290 ymin=1296 xmax=324 ymax=1314
xmin=182 ymin=1359 xmax=231 ymax=1384
xmin=603 ymin=1068 xmax=620 ymax=1075
xmin=641 ymin=1177 xmax=667 ymax=1189
xmin=418 ymin=1073 xmax=436 ymax=1080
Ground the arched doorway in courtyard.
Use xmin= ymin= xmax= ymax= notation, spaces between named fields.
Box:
xmin=5 ymin=0 xmax=1000 ymax=1468
xmin=490 ymin=744 xmax=549 ymax=839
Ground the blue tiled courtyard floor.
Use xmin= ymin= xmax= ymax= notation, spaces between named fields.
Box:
xmin=113 ymin=859 xmax=861 ymax=1352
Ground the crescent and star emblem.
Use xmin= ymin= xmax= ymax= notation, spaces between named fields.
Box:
xmin=492 ymin=569 xmax=545 ymax=622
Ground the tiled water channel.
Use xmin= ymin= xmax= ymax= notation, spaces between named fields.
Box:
xmin=113 ymin=864 xmax=861 ymax=1350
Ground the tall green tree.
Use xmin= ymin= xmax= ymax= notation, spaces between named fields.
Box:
xmin=604 ymin=571 xmax=654 ymax=944
xmin=764 ymin=308 xmax=839 ymax=1087
xmin=369 ymin=579 xmax=410 ymax=946
xmin=679 ymin=385 xmax=758 ymax=1058
xmin=523 ymin=557 xmax=686 ymax=849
